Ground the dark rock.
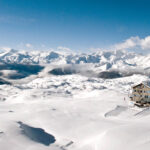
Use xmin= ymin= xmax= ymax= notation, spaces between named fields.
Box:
xmin=49 ymin=67 xmax=76 ymax=75
xmin=0 ymin=64 xmax=44 ymax=79
xmin=98 ymin=71 xmax=122 ymax=79
xmin=0 ymin=78 xmax=11 ymax=85
xmin=18 ymin=121 xmax=56 ymax=146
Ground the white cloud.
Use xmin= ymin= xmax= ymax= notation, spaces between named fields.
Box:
xmin=113 ymin=36 xmax=150 ymax=51
xmin=113 ymin=36 xmax=140 ymax=50
xmin=0 ymin=46 xmax=11 ymax=51
xmin=90 ymin=47 xmax=107 ymax=52
xmin=140 ymin=36 xmax=150 ymax=50
xmin=25 ymin=43 xmax=32 ymax=48
xmin=57 ymin=46 xmax=72 ymax=52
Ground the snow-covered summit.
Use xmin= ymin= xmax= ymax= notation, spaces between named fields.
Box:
xmin=0 ymin=49 xmax=145 ymax=68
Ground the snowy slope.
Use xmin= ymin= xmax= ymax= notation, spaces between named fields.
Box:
xmin=0 ymin=49 xmax=150 ymax=150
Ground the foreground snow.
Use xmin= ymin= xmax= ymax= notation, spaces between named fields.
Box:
xmin=1 ymin=49 xmax=150 ymax=149
xmin=0 ymin=72 xmax=150 ymax=150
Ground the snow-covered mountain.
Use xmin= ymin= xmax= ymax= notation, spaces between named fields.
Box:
xmin=0 ymin=49 xmax=142 ymax=65
xmin=1 ymin=49 xmax=150 ymax=150
xmin=0 ymin=49 xmax=150 ymax=71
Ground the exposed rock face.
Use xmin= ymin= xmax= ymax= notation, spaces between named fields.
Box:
xmin=0 ymin=78 xmax=11 ymax=85
xmin=49 ymin=67 xmax=76 ymax=75
xmin=18 ymin=122 xmax=56 ymax=146
xmin=98 ymin=71 xmax=122 ymax=79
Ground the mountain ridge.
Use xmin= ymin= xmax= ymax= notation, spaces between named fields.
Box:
xmin=0 ymin=49 xmax=148 ymax=72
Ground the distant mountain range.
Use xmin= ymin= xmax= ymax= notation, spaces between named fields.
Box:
xmin=0 ymin=49 xmax=149 ymax=70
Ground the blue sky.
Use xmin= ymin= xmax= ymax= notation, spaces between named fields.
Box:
xmin=0 ymin=0 xmax=150 ymax=52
